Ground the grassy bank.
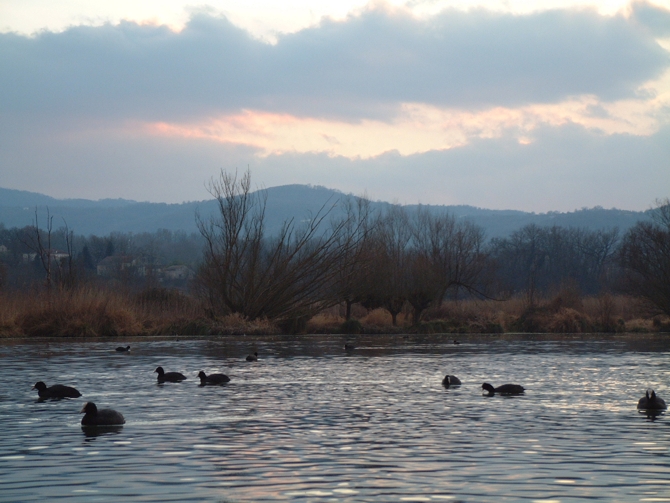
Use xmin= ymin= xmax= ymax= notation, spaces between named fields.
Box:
xmin=307 ymin=293 xmax=670 ymax=335
xmin=0 ymin=287 xmax=276 ymax=338
xmin=1 ymin=287 xmax=668 ymax=338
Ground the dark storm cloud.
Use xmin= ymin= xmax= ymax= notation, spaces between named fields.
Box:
xmin=0 ymin=5 xmax=668 ymax=123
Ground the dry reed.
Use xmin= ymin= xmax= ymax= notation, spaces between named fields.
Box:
xmin=312 ymin=294 xmax=669 ymax=335
xmin=0 ymin=286 xmax=281 ymax=337
xmin=2 ymin=287 xmax=667 ymax=337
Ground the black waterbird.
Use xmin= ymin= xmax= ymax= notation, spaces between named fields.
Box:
xmin=155 ymin=366 xmax=187 ymax=382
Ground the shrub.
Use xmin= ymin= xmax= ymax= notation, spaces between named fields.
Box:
xmin=361 ymin=308 xmax=393 ymax=327
xmin=484 ymin=322 xmax=504 ymax=333
xmin=277 ymin=315 xmax=310 ymax=334
xmin=340 ymin=319 xmax=362 ymax=334
xmin=16 ymin=291 xmax=141 ymax=337
xmin=549 ymin=284 xmax=584 ymax=312
xmin=547 ymin=308 xmax=591 ymax=333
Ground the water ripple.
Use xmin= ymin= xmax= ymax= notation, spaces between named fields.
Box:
xmin=1 ymin=334 xmax=669 ymax=501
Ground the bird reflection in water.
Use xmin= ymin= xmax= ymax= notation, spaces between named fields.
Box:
xmin=81 ymin=425 xmax=124 ymax=441
xmin=639 ymin=409 xmax=665 ymax=422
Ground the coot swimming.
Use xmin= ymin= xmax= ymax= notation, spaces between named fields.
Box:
xmin=442 ymin=375 xmax=462 ymax=387
xmin=155 ymin=366 xmax=187 ymax=382
xmin=637 ymin=389 xmax=667 ymax=410
xmin=482 ymin=382 xmax=525 ymax=396
xmin=197 ymin=371 xmax=231 ymax=385
xmin=80 ymin=402 xmax=125 ymax=426
xmin=32 ymin=381 xmax=81 ymax=399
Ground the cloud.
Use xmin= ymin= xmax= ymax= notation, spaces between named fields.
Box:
xmin=1 ymin=111 xmax=667 ymax=212
xmin=251 ymin=122 xmax=670 ymax=211
xmin=630 ymin=1 xmax=670 ymax=37
xmin=1 ymin=5 xmax=668 ymax=123
xmin=0 ymin=115 xmax=261 ymax=203
xmin=0 ymin=3 xmax=668 ymax=213
xmin=138 ymin=92 xmax=669 ymax=159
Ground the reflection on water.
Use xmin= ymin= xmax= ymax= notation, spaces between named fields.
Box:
xmin=82 ymin=425 xmax=125 ymax=440
xmin=0 ymin=333 xmax=669 ymax=502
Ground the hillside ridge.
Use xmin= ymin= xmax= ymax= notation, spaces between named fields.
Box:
xmin=0 ymin=185 xmax=650 ymax=238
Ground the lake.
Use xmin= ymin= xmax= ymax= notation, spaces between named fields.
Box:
xmin=0 ymin=333 xmax=669 ymax=502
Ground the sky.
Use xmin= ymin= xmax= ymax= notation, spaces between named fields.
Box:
xmin=1 ymin=0 xmax=669 ymax=212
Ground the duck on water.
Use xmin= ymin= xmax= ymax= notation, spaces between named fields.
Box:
xmin=32 ymin=381 xmax=81 ymax=400
xmin=442 ymin=375 xmax=462 ymax=387
xmin=80 ymin=402 xmax=125 ymax=426
xmin=198 ymin=371 xmax=231 ymax=385
xmin=637 ymin=389 xmax=667 ymax=411
xmin=482 ymin=382 xmax=525 ymax=396
xmin=155 ymin=366 xmax=187 ymax=383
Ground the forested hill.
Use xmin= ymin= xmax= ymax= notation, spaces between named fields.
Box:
xmin=0 ymin=185 xmax=650 ymax=238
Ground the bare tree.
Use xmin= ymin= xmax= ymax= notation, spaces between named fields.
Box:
xmin=196 ymin=170 xmax=360 ymax=326
xmin=58 ymin=220 xmax=76 ymax=290
xmin=619 ymin=199 xmax=670 ymax=315
xmin=23 ymin=210 xmax=79 ymax=292
xmin=490 ymin=224 xmax=619 ymax=302
xmin=578 ymin=227 xmax=619 ymax=293
xmin=409 ymin=208 xmax=490 ymax=323
xmin=354 ymin=206 xmax=492 ymax=326
xmin=21 ymin=208 xmax=54 ymax=291
xmin=0 ymin=261 xmax=6 ymax=291
xmin=363 ymin=206 xmax=411 ymax=326
xmin=405 ymin=248 xmax=438 ymax=324
xmin=332 ymin=195 xmax=378 ymax=320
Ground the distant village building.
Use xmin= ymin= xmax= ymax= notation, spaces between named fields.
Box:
xmin=163 ymin=265 xmax=195 ymax=281
xmin=22 ymin=252 xmax=37 ymax=263
xmin=0 ymin=244 xmax=8 ymax=254
xmin=49 ymin=250 xmax=70 ymax=262
xmin=22 ymin=249 xmax=69 ymax=264
xmin=96 ymin=256 xmax=121 ymax=276
xmin=97 ymin=255 xmax=147 ymax=277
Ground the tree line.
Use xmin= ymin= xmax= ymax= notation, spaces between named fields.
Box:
xmin=193 ymin=172 xmax=670 ymax=326
xmin=0 ymin=221 xmax=203 ymax=292
xmin=1 ymin=171 xmax=668 ymax=325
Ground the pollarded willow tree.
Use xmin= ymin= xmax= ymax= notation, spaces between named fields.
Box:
xmin=196 ymin=170 xmax=362 ymax=326
xmin=374 ymin=205 xmax=412 ymax=326
xmin=357 ymin=205 xmax=492 ymax=325
xmin=331 ymin=195 xmax=378 ymax=321
xmin=407 ymin=207 xmax=492 ymax=323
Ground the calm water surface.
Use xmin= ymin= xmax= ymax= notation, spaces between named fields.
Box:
xmin=1 ymin=333 xmax=669 ymax=502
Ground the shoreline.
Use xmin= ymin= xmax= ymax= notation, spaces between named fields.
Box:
xmin=2 ymin=288 xmax=669 ymax=338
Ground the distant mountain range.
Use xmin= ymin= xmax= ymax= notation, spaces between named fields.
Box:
xmin=0 ymin=185 xmax=651 ymax=239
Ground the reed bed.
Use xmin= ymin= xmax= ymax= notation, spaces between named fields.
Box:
xmin=0 ymin=287 xmax=667 ymax=338
xmin=307 ymin=294 xmax=669 ymax=335
xmin=0 ymin=286 xmax=276 ymax=337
